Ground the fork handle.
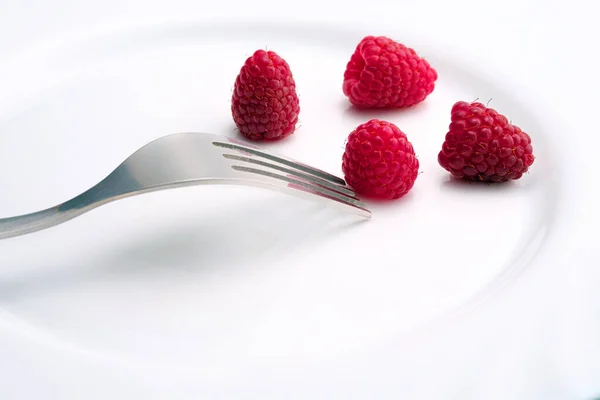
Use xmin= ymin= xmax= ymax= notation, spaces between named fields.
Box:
xmin=0 ymin=204 xmax=82 ymax=240
xmin=0 ymin=185 xmax=114 ymax=240
xmin=0 ymin=165 xmax=138 ymax=240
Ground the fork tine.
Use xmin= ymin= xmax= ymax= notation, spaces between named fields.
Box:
xmin=231 ymin=164 xmax=371 ymax=215
xmin=212 ymin=141 xmax=348 ymax=186
xmin=231 ymin=164 xmax=365 ymax=206
xmin=222 ymin=154 xmax=357 ymax=198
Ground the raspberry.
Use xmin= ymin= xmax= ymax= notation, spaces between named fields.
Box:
xmin=342 ymin=119 xmax=419 ymax=200
xmin=231 ymin=49 xmax=300 ymax=141
xmin=438 ymin=101 xmax=535 ymax=182
xmin=342 ymin=36 xmax=438 ymax=109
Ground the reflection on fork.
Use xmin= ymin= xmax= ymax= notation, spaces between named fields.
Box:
xmin=0 ymin=132 xmax=371 ymax=240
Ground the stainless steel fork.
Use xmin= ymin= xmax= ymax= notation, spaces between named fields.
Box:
xmin=0 ymin=132 xmax=371 ymax=240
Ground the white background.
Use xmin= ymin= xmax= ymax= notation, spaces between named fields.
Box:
xmin=0 ymin=0 xmax=599 ymax=398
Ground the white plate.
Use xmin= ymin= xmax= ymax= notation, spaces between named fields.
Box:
xmin=0 ymin=21 xmax=562 ymax=393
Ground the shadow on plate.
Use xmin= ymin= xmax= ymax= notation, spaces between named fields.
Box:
xmin=0 ymin=197 xmax=366 ymax=301
xmin=342 ymin=100 xmax=431 ymax=121
xmin=439 ymin=176 xmax=527 ymax=195
xmin=357 ymin=190 xmax=417 ymax=214
xmin=223 ymin=123 xmax=303 ymax=151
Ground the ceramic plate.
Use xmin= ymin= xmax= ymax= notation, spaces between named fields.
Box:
xmin=0 ymin=21 xmax=560 ymax=393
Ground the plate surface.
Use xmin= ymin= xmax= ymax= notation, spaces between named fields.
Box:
xmin=0 ymin=22 xmax=559 ymax=385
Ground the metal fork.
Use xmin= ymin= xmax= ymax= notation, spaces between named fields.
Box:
xmin=0 ymin=132 xmax=371 ymax=240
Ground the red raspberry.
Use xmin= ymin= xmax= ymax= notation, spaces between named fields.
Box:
xmin=438 ymin=101 xmax=535 ymax=182
xmin=342 ymin=36 xmax=438 ymax=109
xmin=342 ymin=119 xmax=419 ymax=200
xmin=231 ymin=49 xmax=300 ymax=141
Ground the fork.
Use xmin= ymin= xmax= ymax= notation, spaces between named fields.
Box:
xmin=0 ymin=132 xmax=371 ymax=240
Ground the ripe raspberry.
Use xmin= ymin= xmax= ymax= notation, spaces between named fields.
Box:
xmin=342 ymin=36 xmax=438 ymax=109
xmin=342 ymin=119 xmax=419 ymax=200
xmin=231 ymin=49 xmax=300 ymax=141
xmin=438 ymin=101 xmax=535 ymax=182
